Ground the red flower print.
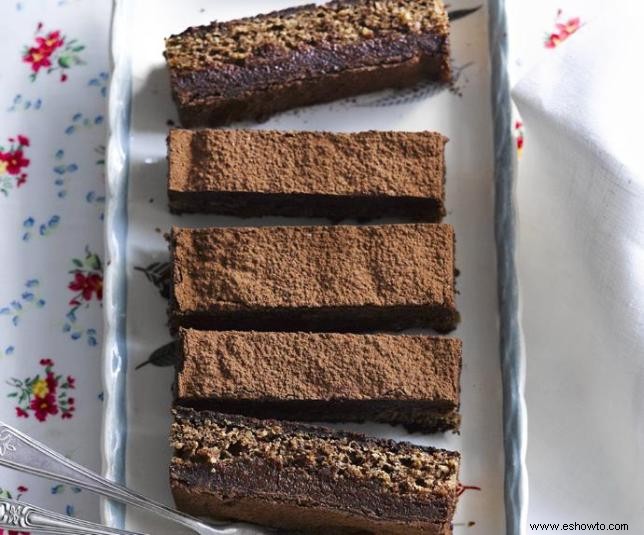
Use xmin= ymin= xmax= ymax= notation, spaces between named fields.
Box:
xmin=7 ymin=359 xmax=76 ymax=422
xmin=65 ymin=247 xmax=103 ymax=344
xmin=22 ymin=25 xmax=85 ymax=82
xmin=17 ymin=486 xmax=28 ymax=493
xmin=69 ymin=272 xmax=103 ymax=301
xmin=0 ymin=149 xmax=30 ymax=175
xmin=62 ymin=396 xmax=75 ymax=419
xmin=0 ymin=530 xmax=30 ymax=535
xmin=23 ymin=30 xmax=65 ymax=73
xmin=90 ymin=274 xmax=103 ymax=300
xmin=545 ymin=15 xmax=582 ymax=48
xmin=46 ymin=371 xmax=58 ymax=395
xmin=37 ymin=30 xmax=64 ymax=54
xmin=515 ymin=120 xmax=525 ymax=156
xmin=23 ymin=46 xmax=53 ymax=73
xmin=0 ymin=135 xmax=31 ymax=195
xmin=30 ymin=393 xmax=59 ymax=422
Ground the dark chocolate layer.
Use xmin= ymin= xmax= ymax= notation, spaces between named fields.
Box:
xmin=172 ymin=303 xmax=458 ymax=334
xmin=170 ymin=408 xmax=459 ymax=534
xmin=177 ymin=399 xmax=459 ymax=433
xmin=169 ymin=190 xmax=444 ymax=221
xmin=174 ymin=54 xmax=447 ymax=127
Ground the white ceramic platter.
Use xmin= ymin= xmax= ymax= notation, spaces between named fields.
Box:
xmin=103 ymin=1 xmax=525 ymax=533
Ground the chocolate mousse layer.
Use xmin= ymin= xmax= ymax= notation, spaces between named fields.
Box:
xmin=168 ymin=129 xmax=447 ymax=221
xmin=176 ymin=329 xmax=462 ymax=432
xmin=170 ymin=224 xmax=459 ymax=333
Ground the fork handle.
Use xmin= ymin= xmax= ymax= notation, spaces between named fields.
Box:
xmin=0 ymin=497 xmax=145 ymax=534
xmin=0 ymin=423 xmax=232 ymax=534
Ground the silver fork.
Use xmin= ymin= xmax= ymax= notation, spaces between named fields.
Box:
xmin=0 ymin=423 xmax=263 ymax=534
xmin=0 ymin=496 xmax=146 ymax=534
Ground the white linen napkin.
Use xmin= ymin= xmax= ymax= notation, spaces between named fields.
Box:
xmin=512 ymin=4 xmax=644 ymax=531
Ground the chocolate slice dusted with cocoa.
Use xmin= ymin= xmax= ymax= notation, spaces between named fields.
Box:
xmin=170 ymin=408 xmax=460 ymax=534
xmin=164 ymin=0 xmax=451 ymax=126
xmin=168 ymin=129 xmax=447 ymax=221
xmin=170 ymin=223 xmax=459 ymax=333
xmin=176 ymin=328 xmax=462 ymax=433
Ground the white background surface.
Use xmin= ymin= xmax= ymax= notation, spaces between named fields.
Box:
xmin=512 ymin=2 xmax=644 ymax=531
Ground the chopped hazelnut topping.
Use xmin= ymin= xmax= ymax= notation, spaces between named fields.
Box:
xmin=171 ymin=413 xmax=459 ymax=496
xmin=165 ymin=0 xmax=449 ymax=71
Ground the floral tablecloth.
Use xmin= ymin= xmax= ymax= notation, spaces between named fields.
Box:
xmin=0 ymin=0 xmax=592 ymax=529
xmin=0 ymin=0 xmax=110 ymax=523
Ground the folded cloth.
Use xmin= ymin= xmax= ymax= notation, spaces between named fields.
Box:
xmin=512 ymin=5 xmax=644 ymax=531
